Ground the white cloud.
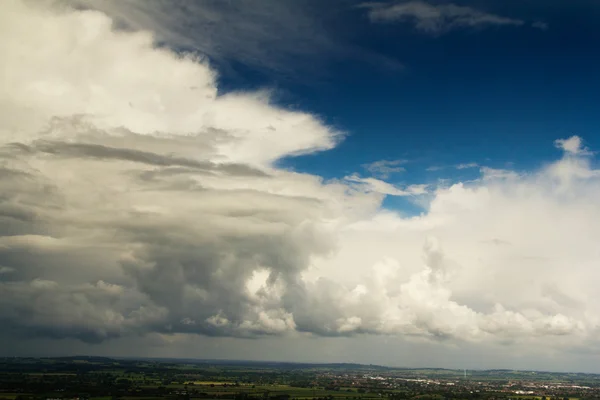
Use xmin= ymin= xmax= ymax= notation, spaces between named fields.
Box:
xmin=363 ymin=159 xmax=407 ymax=178
xmin=480 ymin=167 xmax=520 ymax=181
xmin=361 ymin=1 xmax=524 ymax=34
xmin=0 ymin=0 xmax=360 ymax=341
xmin=1 ymin=2 xmax=339 ymax=167
xmin=344 ymin=174 xmax=428 ymax=197
xmin=3 ymin=0 xmax=600 ymax=364
xmin=456 ymin=162 xmax=478 ymax=170
xmin=555 ymin=135 xmax=591 ymax=156
xmin=320 ymin=147 xmax=600 ymax=343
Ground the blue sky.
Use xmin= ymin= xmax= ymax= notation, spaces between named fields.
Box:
xmin=207 ymin=0 xmax=600 ymax=198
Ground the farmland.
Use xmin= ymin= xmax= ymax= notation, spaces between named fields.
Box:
xmin=0 ymin=357 xmax=597 ymax=400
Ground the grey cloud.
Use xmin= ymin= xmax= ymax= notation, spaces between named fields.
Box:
xmin=21 ymin=140 xmax=268 ymax=177
xmin=361 ymin=1 xmax=524 ymax=34
xmin=0 ymin=120 xmax=338 ymax=342
xmin=0 ymin=279 xmax=166 ymax=343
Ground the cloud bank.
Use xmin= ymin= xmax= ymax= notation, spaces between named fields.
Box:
xmin=1 ymin=0 xmax=599 ymax=357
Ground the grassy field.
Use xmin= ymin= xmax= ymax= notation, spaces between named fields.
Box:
xmin=174 ymin=383 xmax=384 ymax=399
xmin=0 ymin=394 xmax=25 ymax=400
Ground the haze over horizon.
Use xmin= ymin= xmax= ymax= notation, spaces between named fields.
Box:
xmin=3 ymin=0 xmax=600 ymax=373
xmin=11 ymin=355 xmax=592 ymax=375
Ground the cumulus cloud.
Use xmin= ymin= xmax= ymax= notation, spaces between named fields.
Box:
xmin=555 ymin=135 xmax=591 ymax=156
xmin=2 ymin=0 xmax=600 ymax=357
xmin=309 ymin=160 xmax=600 ymax=343
xmin=0 ymin=0 xmax=356 ymax=341
xmin=361 ymin=1 xmax=524 ymax=34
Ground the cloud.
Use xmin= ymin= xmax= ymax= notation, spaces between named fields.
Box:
xmin=426 ymin=165 xmax=445 ymax=172
xmin=3 ymin=0 xmax=600 ymax=360
xmin=479 ymin=167 xmax=520 ymax=181
xmin=315 ymin=144 xmax=600 ymax=342
xmin=456 ymin=162 xmax=479 ymax=170
xmin=555 ymin=135 xmax=592 ymax=156
xmin=64 ymin=0 xmax=404 ymax=78
xmin=0 ymin=0 xmax=358 ymax=342
xmin=362 ymin=159 xmax=407 ymax=178
xmin=532 ymin=21 xmax=549 ymax=31
xmin=345 ymin=174 xmax=428 ymax=197
xmin=361 ymin=1 xmax=524 ymax=34
xmin=16 ymin=140 xmax=268 ymax=177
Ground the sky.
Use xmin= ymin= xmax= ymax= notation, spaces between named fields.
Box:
xmin=2 ymin=0 xmax=600 ymax=373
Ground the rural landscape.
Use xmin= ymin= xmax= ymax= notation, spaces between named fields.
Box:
xmin=0 ymin=357 xmax=597 ymax=400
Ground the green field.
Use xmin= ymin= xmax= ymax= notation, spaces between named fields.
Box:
xmin=0 ymin=357 xmax=597 ymax=400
